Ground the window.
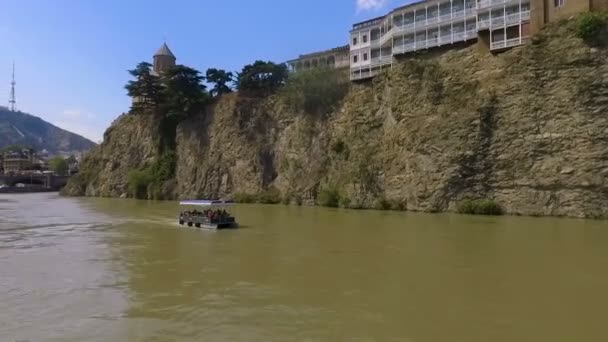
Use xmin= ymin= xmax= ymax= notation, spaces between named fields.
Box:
xmin=363 ymin=35 xmax=368 ymax=43
xmin=555 ymin=0 xmax=565 ymax=6
xmin=353 ymin=37 xmax=358 ymax=45
xmin=363 ymin=53 xmax=368 ymax=61
xmin=353 ymin=55 xmax=358 ymax=63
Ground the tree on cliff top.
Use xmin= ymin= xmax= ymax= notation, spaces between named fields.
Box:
xmin=125 ymin=62 xmax=164 ymax=111
xmin=162 ymin=65 xmax=210 ymax=117
xmin=206 ymin=68 xmax=234 ymax=97
xmin=235 ymin=61 xmax=288 ymax=94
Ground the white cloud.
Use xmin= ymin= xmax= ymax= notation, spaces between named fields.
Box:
xmin=49 ymin=109 xmax=105 ymax=143
xmin=54 ymin=120 xmax=104 ymax=144
xmin=356 ymin=0 xmax=388 ymax=12
xmin=62 ymin=109 xmax=94 ymax=120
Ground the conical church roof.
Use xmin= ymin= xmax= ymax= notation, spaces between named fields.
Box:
xmin=154 ymin=43 xmax=175 ymax=58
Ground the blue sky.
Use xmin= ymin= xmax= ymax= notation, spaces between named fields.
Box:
xmin=0 ymin=0 xmax=404 ymax=142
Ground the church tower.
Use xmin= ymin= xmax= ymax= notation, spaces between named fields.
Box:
xmin=153 ymin=43 xmax=176 ymax=74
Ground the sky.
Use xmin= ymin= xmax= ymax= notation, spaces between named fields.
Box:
xmin=0 ymin=0 xmax=406 ymax=143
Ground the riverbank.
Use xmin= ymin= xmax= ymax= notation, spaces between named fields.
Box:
xmin=0 ymin=187 xmax=58 ymax=194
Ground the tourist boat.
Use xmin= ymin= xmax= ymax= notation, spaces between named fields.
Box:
xmin=178 ymin=200 xmax=238 ymax=229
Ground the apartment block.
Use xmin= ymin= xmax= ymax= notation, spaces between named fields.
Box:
xmin=350 ymin=0 xmax=603 ymax=80
xmin=287 ymin=45 xmax=351 ymax=72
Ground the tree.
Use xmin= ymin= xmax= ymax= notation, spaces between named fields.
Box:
xmin=49 ymin=157 xmax=68 ymax=176
xmin=206 ymin=68 xmax=234 ymax=97
xmin=125 ymin=62 xmax=164 ymax=111
xmin=236 ymin=61 xmax=288 ymax=94
xmin=163 ymin=65 xmax=210 ymax=117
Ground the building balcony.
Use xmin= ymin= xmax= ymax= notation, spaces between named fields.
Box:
xmin=477 ymin=0 xmax=509 ymax=10
xmin=392 ymin=9 xmax=476 ymax=37
xmin=490 ymin=36 xmax=529 ymax=50
xmin=379 ymin=27 xmax=395 ymax=46
xmin=392 ymin=29 xmax=477 ymax=54
xmin=477 ymin=0 xmax=528 ymax=10
xmin=478 ymin=10 xmax=530 ymax=30
xmin=351 ymin=67 xmax=386 ymax=81
xmin=371 ymin=55 xmax=393 ymax=66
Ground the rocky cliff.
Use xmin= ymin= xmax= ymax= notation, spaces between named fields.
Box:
xmin=64 ymin=18 xmax=608 ymax=218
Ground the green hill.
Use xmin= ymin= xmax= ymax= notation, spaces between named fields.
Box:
xmin=0 ymin=107 xmax=96 ymax=154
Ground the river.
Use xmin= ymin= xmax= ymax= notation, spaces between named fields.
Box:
xmin=1 ymin=193 xmax=608 ymax=341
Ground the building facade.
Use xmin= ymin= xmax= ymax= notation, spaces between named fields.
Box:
xmin=2 ymin=149 xmax=35 ymax=174
xmin=287 ymin=45 xmax=350 ymax=72
xmin=350 ymin=0 xmax=606 ymax=80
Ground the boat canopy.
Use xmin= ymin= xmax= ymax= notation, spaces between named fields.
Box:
xmin=179 ymin=200 xmax=235 ymax=206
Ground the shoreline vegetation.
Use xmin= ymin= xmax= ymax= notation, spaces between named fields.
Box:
xmin=235 ymin=190 xmax=504 ymax=216
xmin=62 ymin=13 xmax=608 ymax=219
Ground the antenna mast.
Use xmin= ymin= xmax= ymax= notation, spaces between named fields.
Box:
xmin=9 ymin=62 xmax=16 ymax=112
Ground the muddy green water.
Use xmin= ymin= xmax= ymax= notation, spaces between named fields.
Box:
xmin=1 ymin=193 xmax=608 ymax=341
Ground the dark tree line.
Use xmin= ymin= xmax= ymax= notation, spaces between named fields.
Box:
xmin=125 ymin=60 xmax=289 ymax=114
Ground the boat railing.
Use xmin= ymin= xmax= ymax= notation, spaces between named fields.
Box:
xmin=180 ymin=213 xmax=236 ymax=224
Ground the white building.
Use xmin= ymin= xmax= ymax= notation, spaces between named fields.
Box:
xmin=350 ymin=0 xmax=531 ymax=80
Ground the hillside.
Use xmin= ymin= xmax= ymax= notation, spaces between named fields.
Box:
xmin=64 ymin=16 xmax=608 ymax=218
xmin=0 ymin=107 xmax=96 ymax=153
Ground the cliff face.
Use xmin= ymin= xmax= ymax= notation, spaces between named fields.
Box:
xmin=62 ymin=114 xmax=160 ymax=197
xmin=65 ymin=19 xmax=608 ymax=218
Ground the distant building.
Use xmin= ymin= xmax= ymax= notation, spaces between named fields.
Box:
xmin=287 ymin=45 xmax=350 ymax=72
xmin=349 ymin=0 xmax=608 ymax=80
xmin=153 ymin=43 xmax=177 ymax=75
xmin=3 ymin=148 xmax=35 ymax=174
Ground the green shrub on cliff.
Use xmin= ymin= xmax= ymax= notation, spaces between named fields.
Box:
xmin=457 ymin=199 xmax=503 ymax=216
xmin=150 ymin=152 xmax=177 ymax=182
xmin=281 ymin=68 xmax=349 ymax=116
xmin=576 ymin=12 xmax=607 ymax=42
xmin=374 ymin=198 xmax=392 ymax=211
xmin=258 ymin=187 xmax=282 ymax=204
xmin=127 ymin=152 xmax=177 ymax=199
xmin=127 ymin=169 xmax=153 ymax=199
xmin=233 ymin=192 xmax=257 ymax=203
xmin=317 ymin=186 xmax=341 ymax=208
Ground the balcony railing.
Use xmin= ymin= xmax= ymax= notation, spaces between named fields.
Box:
xmin=391 ymin=10 xmax=474 ymax=37
xmin=490 ymin=36 xmax=529 ymax=50
xmin=392 ymin=29 xmax=477 ymax=54
xmin=371 ymin=55 xmax=393 ymax=66
xmin=477 ymin=0 xmax=511 ymax=9
xmin=379 ymin=27 xmax=395 ymax=46
xmin=478 ymin=10 xmax=531 ymax=30
xmin=351 ymin=67 xmax=386 ymax=81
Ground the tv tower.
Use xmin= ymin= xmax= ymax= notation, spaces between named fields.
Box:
xmin=9 ymin=62 xmax=16 ymax=112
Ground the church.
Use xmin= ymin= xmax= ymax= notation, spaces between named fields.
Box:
xmin=151 ymin=42 xmax=176 ymax=75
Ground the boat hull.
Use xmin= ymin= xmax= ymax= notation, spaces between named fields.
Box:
xmin=178 ymin=219 xmax=238 ymax=230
